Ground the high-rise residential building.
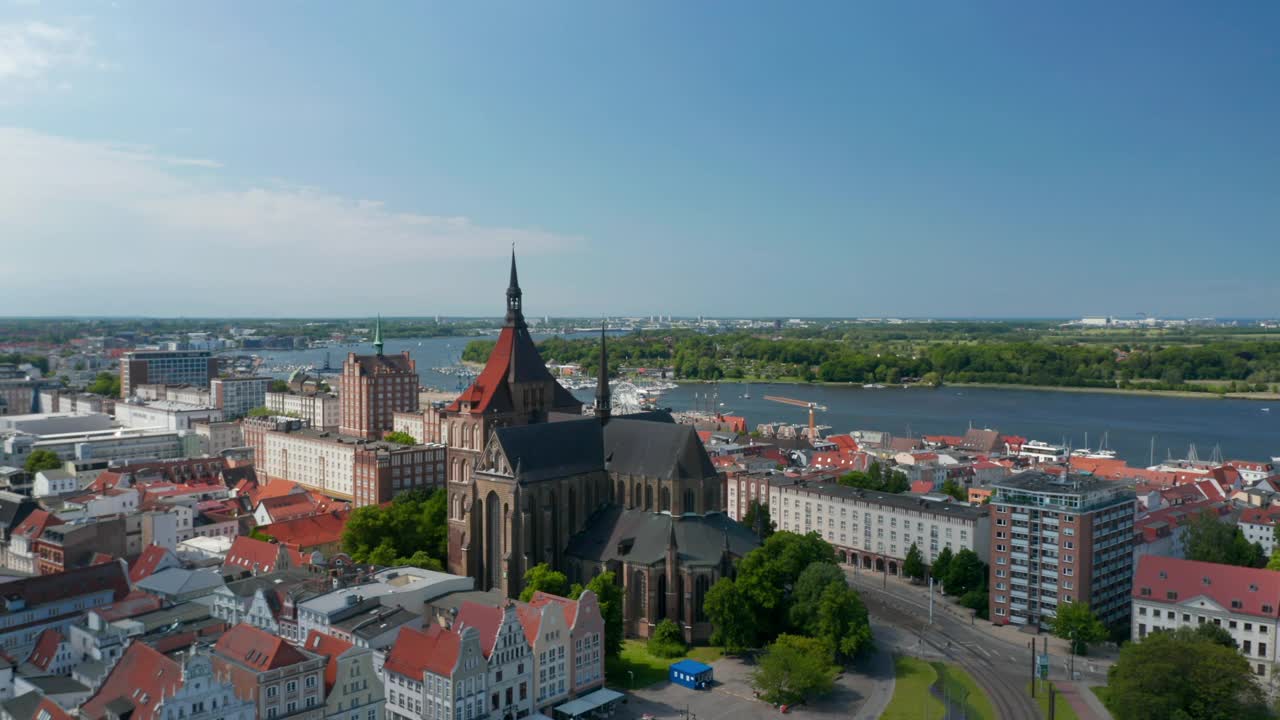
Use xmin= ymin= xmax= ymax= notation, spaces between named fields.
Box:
xmin=988 ymin=471 xmax=1136 ymax=629
xmin=211 ymin=376 xmax=272 ymax=419
xmin=339 ymin=317 xmax=419 ymax=439
xmin=120 ymin=350 xmax=218 ymax=398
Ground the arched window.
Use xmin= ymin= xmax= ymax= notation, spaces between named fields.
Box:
xmin=633 ymin=483 xmax=642 ymax=509
xmin=683 ymin=489 xmax=696 ymax=514
xmin=632 ymin=571 xmax=647 ymax=617
xmin=644 ymin=484 xmax=653 ymax=512
xmin=695 ymin=576 xmax=710 ymax=622
xmin=617 ymin=481 xmax=626 ymax=506
xmin=660 ymin=487 xmax=671 ymax=513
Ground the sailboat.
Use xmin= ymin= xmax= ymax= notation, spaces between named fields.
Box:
xmin=742 ymin=383 xmax=752 ymax=400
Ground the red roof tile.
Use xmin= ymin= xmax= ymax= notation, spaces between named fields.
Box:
xmin=258 ymin=492 xmax=319 ymax=522
xmin=93 ymin=589 xmax=165 ymax=622
xmin=528 ymin=591 xmax=578 ymax=628
xmin=1241 ymin=506 xmax=1280 ymax=527
xmin=455 ymin=601 xmax=503 ymax=658
xmin=305 ymin=630 xmax=354 ymax=692
xmin=385 ymin=624 xmax=461 ymax=679
xmin=214 ymin=623 xmax=310 ymax=671
xmin=258 ymin=509 xmax=350 ymax=551
xmin=445 ymin=323 xmax=578 ymax=415
xmin=24 ymin=627 xmax=63 ymax=671
xmin=12 ymin=509 xmax=62 ymax=541
xmin=29 ymin=698 xmax=73 ymax=720
xmin=129 ymin=544 xmax=178 ymax=584
xmin=81 ymin=641 xmax=182 ymax=720
xmin=1134 ymin=555 xmax=1280 ymax=620
xmin=224 ymin=535 xmax=305 ymax=573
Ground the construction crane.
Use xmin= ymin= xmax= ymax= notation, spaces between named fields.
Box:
xmin=764 ymin=395 xmax=828 ymax=444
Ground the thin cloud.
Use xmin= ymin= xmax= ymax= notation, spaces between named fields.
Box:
xmin=0 ymin=128 xmax=583 ymax=315
xmin=0 ymin=20 xmax=92 ymax=95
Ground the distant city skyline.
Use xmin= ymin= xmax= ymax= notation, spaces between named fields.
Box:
xmin=2 ymin=3 xmax=1277 ymax=317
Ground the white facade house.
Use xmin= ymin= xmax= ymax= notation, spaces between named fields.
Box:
xmin=262 ymin=430 xmax=358 ymax=499
xmin=114 ymin=400 xmax=224 ymax=431
xmin=1133 ymin=555 xmax=1280 ymax=682
xmin=162 ymin=653 xmax=257 ymax=720
xmin=33 ymin=469 xmax=77 ymax=497
xmin=1240 ymin=507 xmax=1280 ymax=556
xmin=266 ymin=391 xmax=341 ymax=429
xmin=767 ymin=476 xmax=991 ymax=571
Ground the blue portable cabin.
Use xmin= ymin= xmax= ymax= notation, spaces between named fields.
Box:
xmin=669 ymin=659 xmax=714 ymax=689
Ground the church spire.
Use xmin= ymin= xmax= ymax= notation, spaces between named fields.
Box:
xmin=595 ymin=321 xmax=611 ymax=423
xmin=505 ymin=246 xmax=525 ymax=328
xmin=373 ymin=314 xmax=384 ymax=355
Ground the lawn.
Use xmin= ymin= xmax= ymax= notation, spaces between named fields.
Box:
xmin=605 ymin=640 xmax=724 ymax=689
xmin=883 ymin=657 xmax=945 ymax=720
xmin=1027 ymin=681 xmax=1080 ymax=720
xmin=934 ymin=662 xmax=996 ymax=720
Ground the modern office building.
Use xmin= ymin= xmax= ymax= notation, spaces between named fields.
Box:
xmin=988 ymin=471 xmax=1136 ymax=629
xmin=120 ymin=350 xmax=218 ymax=398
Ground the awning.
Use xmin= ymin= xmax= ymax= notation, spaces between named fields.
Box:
xmin=554 ymin=688 xmax=626 ymax=718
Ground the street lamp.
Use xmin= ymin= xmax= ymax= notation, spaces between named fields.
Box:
xmin=628 ymin=670 xmax=634 ymax=690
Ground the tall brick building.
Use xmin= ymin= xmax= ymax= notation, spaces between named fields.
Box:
xmin=339 ymin=317 xmax=419 ymax=439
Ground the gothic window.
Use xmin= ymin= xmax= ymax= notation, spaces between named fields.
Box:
xmin=633 ymin=483 xmax=641 ymax=509
xmin=617 ymin=481 xmax=625 ymax=505
xmin=704 ymin=486 xmax=718 ymax=513
xmin=660 ymin=487 xmax=671 ymax=514
xmin=695 ymin=576 xmax=710 ymax=622
xmin=644 ymin=485 xmax=653 ymax=512
xmin=683 ymin=489 xmax=696 ymax=514
xmin=631 ymin=571 xmax=647 ymax=617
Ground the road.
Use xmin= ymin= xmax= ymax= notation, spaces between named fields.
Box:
xmin=846 ymin=570 xmax=1042 ymax=720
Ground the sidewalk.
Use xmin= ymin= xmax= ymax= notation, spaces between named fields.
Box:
xmin=1057 ymin=682 xmax=1113 ymax=720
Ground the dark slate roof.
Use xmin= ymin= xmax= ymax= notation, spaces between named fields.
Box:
xmin=604 ymin=417 xmax=717 ymax=482
xmin=0 ymin=493 xmax=37 ymax=533
xmin=566 ymin=506 xmax=758 ymax=567
xmin=493 ymin=419 xmax=605 ymax=484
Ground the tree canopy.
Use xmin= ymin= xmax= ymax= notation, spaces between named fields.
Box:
xmin=742 ymin=500 xmax=775 ymax=539
xmin=940 ymin=478 xmax=967 ymax=502
xmin=942 ymin=548 xmax=985 ymax=597
xmin=24 ymin=449 xmax=63 ymax=473
xmin=931 ymin=547 xmax=953 ymax=583
xmin=383 ymin=431 xmax=417 ymax=446
xmin=341 ymin=489 xmax=447 ymax=570
xmin=751 ymin=634 xmax=840 ymax=706
xmin=519 ymin=563 xmax=570 ymax=602
xmin=1184 ymin=511 xmax=1266 ymax=568
xmin=837 ymin=462 xmax=909 ymax=494
xmin=1052 ymin=601 xmax=1108 ymax=656
xmin=85 ymin=371 xmax=120 ymax=397
xmin=903 ymin=543 xmax=926 ymax=581
xmin=647 ymin=618 xmax=687 ymax=659
xmin=1105 ymin=626 xmax=1269 ymax=720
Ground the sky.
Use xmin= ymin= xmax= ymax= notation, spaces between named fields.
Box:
xmin=1 ymin=2 xmax=1278 ymax=318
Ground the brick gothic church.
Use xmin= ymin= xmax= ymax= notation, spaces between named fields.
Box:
xmin=428 ymin=253 xmax=758 ymax=641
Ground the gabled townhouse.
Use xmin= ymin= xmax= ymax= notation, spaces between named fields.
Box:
xmin=223 ymin=535 xmax=306 ymax=576
xmin=2 ymin=509 xmax=62 ymax=574
xmin=383 ymin=624 xmax=487 ymax=720
xmin=1240 ymin=506 xmax=1280 ymax=556
xmin=22 ymin=628 xmax=74 ymax=676
xmin=1133 ymin=555 xmax=1280 ymax=682
xmin=455 ymin=602 xmax=534 ymax=720
xmin=527 ymin=591 xmax=605 ymax=699
xmin=304 ymin=630 xmax=386 ymax=720
xmin=81 ymin=641 xmax=255 ymax=720
xmin=211 ymin=623 xmax=328 ymax=719
xmin=209 ymin=569 xmax=317 ymax=636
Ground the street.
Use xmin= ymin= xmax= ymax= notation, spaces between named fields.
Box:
xmin=846 ymin=569 xmax=1046 ymax=720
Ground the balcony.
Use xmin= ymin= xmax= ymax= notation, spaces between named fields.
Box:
xmin=1012 ymin=551 xmax=1029 ymax=562
xmin=1012 ymin=513 xmax=1030 ymax=522
xmin=1011 ymin=537 xmax=1029 ymax=548
xmin=1011 ymin=590 xmax=1029 ymax=600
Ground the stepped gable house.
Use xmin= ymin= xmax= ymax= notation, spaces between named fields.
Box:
xmin=434 ymin=253 xmax=758 ymax=641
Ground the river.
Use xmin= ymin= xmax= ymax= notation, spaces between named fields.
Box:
xmin=249 ymin=336 xmax=1280 ymax=467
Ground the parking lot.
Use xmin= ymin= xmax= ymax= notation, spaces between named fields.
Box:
xmin=613 ymin=650 xmax=890 ymax=720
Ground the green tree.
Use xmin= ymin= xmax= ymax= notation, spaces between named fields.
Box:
xmin=1184 ymin=511 xmax=1266 ymax=567
xmin=750 ymin=634 xmax=840 ymax=706
xmin=734 ymin=532 xmax=837 ymax=640
xmin=86 ymin=371 xmax=120 ymax=396
xmin=24 ymin=449 xmax=62 ymax=473
xmin=1052 ymin=601 xmax=1108 ymax=656
xmin=902 ymin=543 xmax=926 ymax=582
xmin=943 ymin=548 xmax=985 ymax=597
xmin=811 ymin=580 xmax=873 ymax=660
xmin=247 ymin=406 xmax=274 ymax=417
xmin=383 ymin=431 xmax=417 ymax=446
xmin=519 ymin=563 xmax=570 ymax=602
xmin=742 ymin=500 xmax=776 ymax=538
xmin=788 ymin=562 xmax=847 ymax=633
xmin=940 ymin=478 xmax=967 ymax=502
xmin=705 ymin=577 xmax=756 ymax=653
xmin=930 ymin=547 xmax=953 ymax=585
xmin=576 ymin=571 xmax=623 ymax=658
xmin=341 ymin=489 xmax=447 ymax=568
xmin=1105 ymin=626 xmax=1268 ymax=720
xmin=921 ymin=371 xmax=942 ymax=386
xmin=647 ymin=618 xmax=687 ymax=659
xmin=269 ymin=379 xmax=290 ymax=392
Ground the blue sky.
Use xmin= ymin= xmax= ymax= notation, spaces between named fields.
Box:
xmin=2 ymin=2 xmax=1277 ymax=318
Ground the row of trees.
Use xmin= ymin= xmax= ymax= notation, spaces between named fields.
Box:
xmin=902 ymin=545 xmax=990 ymax=619
xmin=1184 ymin=511 xmax=1267 ymax=568
xmin=463 ymin=332 xmax=1280 ymax=389
xmin=836 ymin=462 xmax=910 ymax=494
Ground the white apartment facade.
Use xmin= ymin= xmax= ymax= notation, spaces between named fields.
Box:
xmin=114 ymin=400 xmax=224 ymax=431
xmin=1133 ymin=554 xmax=1280 ymax=682
xmin=266 ymin=391 xmax=341 ymax=430
xmin=263 ymin=429 xmax=358 ymax=499
xmin=767 ymin=476 xmax=990 ymax=572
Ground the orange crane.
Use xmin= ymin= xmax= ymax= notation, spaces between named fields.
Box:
xmin=764 ymin=395 xmax=828 ymax=443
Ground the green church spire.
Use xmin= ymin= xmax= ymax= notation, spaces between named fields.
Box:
xmin=373 ymin=314 xmax=384 ymax=355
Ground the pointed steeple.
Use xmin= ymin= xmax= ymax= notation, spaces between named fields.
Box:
xmin=372 ymin=314 xmax=384 ymax=355
xmin=505 ymin=246 xmax=525 ymax=328
xmin=595 ymin=321 xmax=611 ymax=423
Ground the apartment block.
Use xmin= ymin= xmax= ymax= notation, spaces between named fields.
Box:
xmin=212 ymin=376 xmax=272 ymax=419
xmin=988 ymin=471 xmax=1136 ymax=629
xmin=339 ymin=348 xmax=418 ymax=440
xmin=267 ymin=391 xmax=341 ymax=429
xmin=767 ymin=476 xmax=990 ymax=573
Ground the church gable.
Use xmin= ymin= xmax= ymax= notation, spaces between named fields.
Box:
xmin=478 ymin=434 xmax=515 ymax=477
xmin=492 ymin=419 xmax=605 ymax=484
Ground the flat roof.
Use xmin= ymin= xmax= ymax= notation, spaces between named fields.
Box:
xmin=555 ymin=688 xmax=625 ymax=717
xmin=994 ymin=470 xmax=1133 ymax=497
xmin=279 ymin=426 xmax=445 ymax=452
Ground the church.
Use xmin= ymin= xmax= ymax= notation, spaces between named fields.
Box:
xmin=428 ymin=254 xmax=759 ymax=641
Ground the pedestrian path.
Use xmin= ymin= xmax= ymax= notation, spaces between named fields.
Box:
xmin=1058 ymin=682 xmax=1113 ymax=720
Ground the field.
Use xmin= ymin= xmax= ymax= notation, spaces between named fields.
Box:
xmin=1029 ymin=681 xmax=1080 ymax=720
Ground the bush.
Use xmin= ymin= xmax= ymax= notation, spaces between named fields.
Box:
xmin=647 ymin=619 xmax=687 ymax=659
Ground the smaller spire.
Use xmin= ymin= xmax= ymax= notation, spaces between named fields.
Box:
xmin=505 ymin=247 xmax=525 ymax=327
xmin=373 ymin=314 xmax=384 ymax=355
xmin=595 ymin=320 xmax=611 ymax=423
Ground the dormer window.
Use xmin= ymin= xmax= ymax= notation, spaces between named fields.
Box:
xmin=1159 ymin=571 xmax=1168 ymax=579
